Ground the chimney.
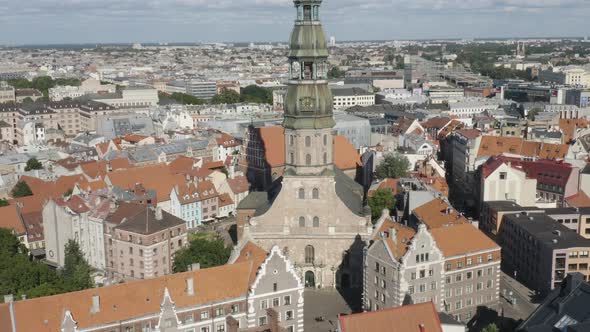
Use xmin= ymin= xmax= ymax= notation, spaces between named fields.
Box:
xmin=155 ymin=206 xmax=163 ymax=221
xmin=3 ymin=294 xmax=13 ymax=303
xmin=179 ymin=276 xmax=193 ymax=296
xmin=91 ymin=295 xmax=100 ymax=313
xmin=419 ymin=323 xmax=426 ymax=332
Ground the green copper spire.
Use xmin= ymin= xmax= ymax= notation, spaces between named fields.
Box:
xmin=284 ymin=0 xmax=335 ymax=130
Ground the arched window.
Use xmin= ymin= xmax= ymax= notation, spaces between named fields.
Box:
xmin=323 ymin=152 xmax=327 ymax=164
xmin=312 ymin=188 xmax=319 ymax=199
xmin=305 ymin=245 xmax=315 ymax=264
xmin=313 ymin=216 xmax=319 ymax=227
xmin=299 ymin=216 xmax=306 ymax=227
xmin=323 ymin=135 xmax=327 ymax=146
xmin=305 ymin=136 xmax=311 ymax=147
xmin=289 ymin=135 xmax=294 ymax=145
xmin=306 ymin=154 xmax=311 ymax=166
xmin=298 ymin=188 xmax=305 ymax=199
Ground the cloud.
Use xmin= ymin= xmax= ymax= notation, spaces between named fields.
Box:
xmin=0 ymin=0 xmax=588 ymax=44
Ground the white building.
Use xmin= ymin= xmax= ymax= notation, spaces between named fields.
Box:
xmin=332 ymin=87 xmax=375 ymax=110
xmin=49 ymin=78 xmax=117 ymax=101
xmin=93 ymin=87 xmax=158 ymax=108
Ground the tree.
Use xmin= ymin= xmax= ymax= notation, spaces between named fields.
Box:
xmin=211 ymin=89 xmax=241 ymax=105
xmin=11 ymin=181 xmax=33 ymax=198
xmin=527 ymin=107 xmax=542 ymax=121
xmin=61 ymin=240 xmax=94 ymax=291
xmin=0 ymin=198 xmax=8 ymax=207
xmin=24 ymin=158 xmax=43 ymax=171
xmin=240 ymin=85 xmax=272 ymax=104
xmin=21 ymin=97 xmax=34 ymax=104
xmin=481 ymin=324 xmax=500 ymax=332
xmin=327 ymin=66 xmax=345 ymax=79
xmin=368 ymin=189 xmax=396 ymax=222
xmin=375 ymin=154 xmax=410 ymax=179
xmin=168 ymin=92 xmax=206 ymax=105
xmin=63 ymin=189 xmax=73 ymax=197
xmin=173 ymin=236 xmax=232 ymax=272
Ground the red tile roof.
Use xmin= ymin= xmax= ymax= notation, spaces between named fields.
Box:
xmin=334 ymin=135 xmax=361 ymax=170
xmin=338 ymin=302 xmax=443 ymax=332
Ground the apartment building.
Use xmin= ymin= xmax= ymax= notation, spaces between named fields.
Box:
xmin=501 ymin=212 xmax=590 ymax=295
xmin=42 ymin=194 xmax=111 ymax=271
xmin=0 ymin=243 xmax=304 ymax=332
xmin=364 ymin=213 xmax=500 ymax=322
xmin=479 ymin=201 xmax=541 ymax=238
xmin=332 ymin=87 xmax=375 ymax=110
xmin=104 ymin=203 xmax=187 ymax=282
xmin=0 ymin=84 xmax=15 ymax=103
xmin=169 ymin=179 xmax=219 ymax=228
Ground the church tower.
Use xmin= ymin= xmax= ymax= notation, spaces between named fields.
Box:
xmin=239 ymin=0 xmax=371 ymax=291
xmin=284 ymin=0 xmax=335 ymax=176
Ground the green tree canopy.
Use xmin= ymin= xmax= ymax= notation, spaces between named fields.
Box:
xmin=328 ymin=66 xmax=345 ymax=79
xmin=240 ymin=85 xmax=273 ymax=104
xmin=368 ymin=189 xmax=396 ymax=222
xmin=0 ymin=198 xmax=8 ymax=207
xmin=0 ymin=229 xmax=93 ymax=302
xmin=61 ymin=240 xmax=94 ymax=291
xmin=482 ymin=323 xmax=500 ymax=332
xmin=173 ymin=236 xmax=232 ymax=272
xmin=211 ymin=89 xmax=241 ymax=105
xmin=376 ymin=154 xmax=411 ymax=179
xmin=24 ymin=157 xmax=43 ymax=171
xmin=11 ymin=181 xmax=33 ymax=198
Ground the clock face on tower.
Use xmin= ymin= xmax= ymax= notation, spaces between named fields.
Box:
xmin=300 ymin=97 xmax=315 ymax=113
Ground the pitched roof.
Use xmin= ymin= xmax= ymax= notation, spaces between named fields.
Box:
xmin=232 ymin=241 xmax=269 ymax=284
xmin=454 ymin=128 xmax=480 ymax=140
xmin=421 ymin=117 xmax=452 ymax=130
xmin=174 ymin=180 xmax=218 ymax=204
xmin=480 ymin=156 xmax=575 ymax=187
xmin=338 ymin=302 xmax=443 ymax=332
xmin=566 ymin=191 xmax=590 ymax=208
xmin=218 ymin=193 xmax=234 ymax=207
xmin=368 ymin=178 xmax=399 ymax=197
xmin=115 ymin=205 xmax=185 ymax=235
xmin=412 ymin=198 xmax=468 ymax=229
xmin=227 ymin=176 xmax=249 ymax=194
xmin=80 ymin=160 xmax=107 ymax=178
xmin=477 ymin=136 xmax=568 ymax=160
xmin=169 ymin=155 xmax=196 ymax=174
xmin=0 ymin=204 xmax=25 ymax=235
xmin=430 ymin=223 xmax=499 ymax=257
xmin=0 ymin=262 xmax=254 ymax=332
xmin=107 ymin=163 xmax=185 ymax=203
xmin=334 ymin=135 xmax=361 ymax=170
xmin=372 ymin=218 xmax=416 ymax=261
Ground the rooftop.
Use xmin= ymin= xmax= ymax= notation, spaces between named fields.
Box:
xmin=338 ymin=302 xmax=443 ymax=332
xmin=504 ymin=213 xmax=590 ymax=250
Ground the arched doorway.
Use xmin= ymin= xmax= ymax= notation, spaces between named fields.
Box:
xmin=305 ymin=271 xmax=315 ymax=288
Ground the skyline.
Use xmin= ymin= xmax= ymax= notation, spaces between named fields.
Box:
xmin=1 ymin=0 xmax=589 ymax=45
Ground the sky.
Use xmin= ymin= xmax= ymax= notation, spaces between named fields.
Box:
xmin=1 ymin=0 xmax=589 ymax=45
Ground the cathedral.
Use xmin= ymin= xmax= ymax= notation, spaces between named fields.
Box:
xmin=237 ymin=0 xmax=372 ymax=289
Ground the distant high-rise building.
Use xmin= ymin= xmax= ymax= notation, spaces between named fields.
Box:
xmin=329 ymin=36 xmax=336 ymax=47
xmin=516 ymin=41 xmax=526 ymax=58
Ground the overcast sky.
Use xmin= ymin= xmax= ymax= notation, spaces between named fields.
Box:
xmin=1 ymin=0 xmax=589 ymax=45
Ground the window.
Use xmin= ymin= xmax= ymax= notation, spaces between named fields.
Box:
xmin=487 ymin=254 xmax=493 ymax=261
xmin=499 ymin=172 xmax=507 ymax=180
xmin=286 ymin=310 xmax=294 ymax=320
xmin=201 ymin=328 xmax=210 ymax=332
xmin=411 ymin=272 xmax=416 ymax=280
xmin=216 ymin=308 xmax=224 ymax=316
xmin=323 ymin=135 xmax=327 ymax=146
xmin=298 ymin=188 xmax=305 ymax=199
xmin=467 ymin=272 xmax=473 ymax=279
xmin=272 ymin=298 xmax=280 ymax=307
xmin=312 ymin=188 xmax=319 ymax=199
xmin=466 ymin=285 xmax=473 ymax=294
xmin=419 ymin=284 xmax=426 ymax=292
xmin=455 ymin=274 xmax=462 ymax=282
xmin=305 ymin=154 xmax=311 ymax=166
xmin=299 ymin=216 xmax=305 ymax=227
xmin=289 ymin=135 xmax=294 ymax=145
xmin=231 ymin=304 xmax=239 ymax=314
xmin=185 ymin=314 xmax=194 ymax=323
xmin=201 ymin=311 xmax=209 ymax=320
xmin=431 ymin=282 xmax=437 ymax=290
xmin=457 ymin=261 xmax=463 ymax=268
xmin=486 ymin=280 xmax=493 ymax=289
xmin=323 ymin=152 xmax=327 ymax=164
xmin=284 ymin=295 xmax=291 ymax=305
xmin=216 ymin=324 xmax=225 ymax=332
xmin=446 ymin=263 xmax=452 ymax=270
xmin=381 ymin=279 xmax=386 ymax=288
xmin=313 ymin=217 xmax=319 ymax=227
xmin=259 ymin=317 xmax=267 ymax=326
xmin=409 ymin=286 xmax=414 ymax=294
xmin=260 ymin=300 xmax=268 ymax=309
xmin=305 ymin=136 xmax=311 ymax=147
xmin=467 ymin=258 xmax=472 ymax=266
xmin=477 ymin=256 xmax=483 ymax=264
xmin=305 ymin=245 xmax=315 ymax=264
